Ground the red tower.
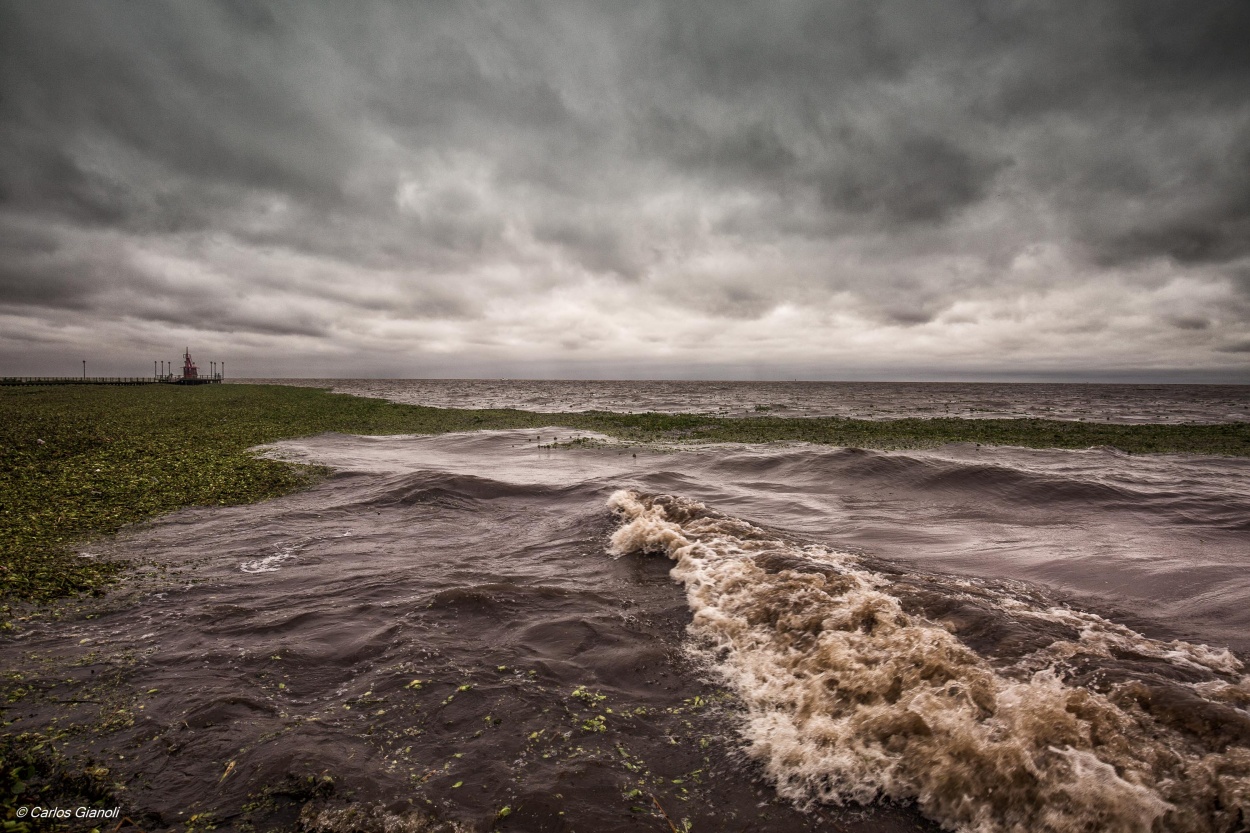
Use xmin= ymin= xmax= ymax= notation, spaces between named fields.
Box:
xmin=182 ymin=348 xmax=198 ymax=380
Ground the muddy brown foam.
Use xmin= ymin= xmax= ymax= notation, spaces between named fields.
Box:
xmin=609 ymin=489 xmax=1250 ymax=833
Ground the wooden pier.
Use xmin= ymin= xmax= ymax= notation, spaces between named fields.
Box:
xmin=0 ymin=376 xmax=223 ymax=386
xmin=5 ymin=350 xmax=223 ymax=387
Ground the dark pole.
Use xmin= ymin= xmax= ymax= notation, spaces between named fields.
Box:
xmin=154 ymin=360 xmax=157 ymax=379
xmin=82 ymin=359 xmax=86 ymax=379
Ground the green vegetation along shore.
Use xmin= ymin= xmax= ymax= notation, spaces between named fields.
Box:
xmin=3 ymin=383 xmax=1248 ymax=618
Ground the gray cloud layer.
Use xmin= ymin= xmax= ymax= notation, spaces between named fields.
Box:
xmin=1 ymin=0 xmax=1248 ymax=380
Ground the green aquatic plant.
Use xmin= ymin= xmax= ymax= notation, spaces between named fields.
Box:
xmin=580 ymin=714 xmax=607 ymax=733
xmin=571 ymin=685 xmax=606 ymax=705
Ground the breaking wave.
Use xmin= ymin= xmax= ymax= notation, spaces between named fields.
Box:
xmin=608 ymin=489 xmax=1250 ymax=833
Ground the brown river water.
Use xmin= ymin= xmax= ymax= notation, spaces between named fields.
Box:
xmin=4 ymin=388 xmax=1250 ymax=831
xmin=244 ymin=379 xmax=1250 ymax=425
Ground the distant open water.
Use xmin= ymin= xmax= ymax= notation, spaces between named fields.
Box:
xmin=244 ymin=378 xmax=1250 ymax=424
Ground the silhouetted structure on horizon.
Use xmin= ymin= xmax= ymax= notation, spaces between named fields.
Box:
xmin=2 ymin=348 xmax=224 ymax=385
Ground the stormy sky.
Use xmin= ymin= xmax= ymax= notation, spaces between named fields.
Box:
xmin=2 ymin=1 xmax=1248 ymax=381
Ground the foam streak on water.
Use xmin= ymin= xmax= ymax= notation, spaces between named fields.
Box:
xmin=239 ymin=540 xmax=306 ymax=573
xmin=608 ymin=490 xmax=1250 ymax=833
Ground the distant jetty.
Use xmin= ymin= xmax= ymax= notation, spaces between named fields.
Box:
xmin=0 ymin=377 xmax=160 ymax=386
xmin=1 ymin=348 xmax=223 ymax=386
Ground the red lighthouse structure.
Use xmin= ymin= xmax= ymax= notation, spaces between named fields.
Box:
xmin=164 ymin=348 xmax=220 ymax=384
xmin=181 ymin=347 xmax=198 ymax=381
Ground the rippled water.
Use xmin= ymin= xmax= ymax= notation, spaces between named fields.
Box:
xmin=245 ymin=379 xmax=1250 ymax=424
xmin=5 ymin=428 xmax=1248 ymax=831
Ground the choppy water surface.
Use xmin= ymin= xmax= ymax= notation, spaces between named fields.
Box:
xmin=5 ymin=430 xmax=1250 ymax=832
xmin=246 ymin=379 xmax=1250 ymax=424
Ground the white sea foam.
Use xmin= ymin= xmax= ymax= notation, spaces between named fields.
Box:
xmin=608 ymin=489 xmax=1250 ymax=833
xmin=240 ymin=542 xmax=301 ymax=573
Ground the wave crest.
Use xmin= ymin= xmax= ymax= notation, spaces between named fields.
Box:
xmin=608 ymin=489 xmax=1250 ymax=833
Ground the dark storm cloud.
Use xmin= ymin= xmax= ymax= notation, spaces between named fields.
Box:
xmin=816 ymin=134 xmax=1005 ymax=226
xmin=0 ymin=0 xmax=1247 ymax=378
xmin=0 ymin=4 xmax=353 ymax=212
xmin=0 ymin=217 xmax=130 ymax=310
xmin=532 ymin=218 xmax=646 ymax=280
xmin=649 ymin=1 xmax=1250 ymax=255
xmin=1167 ymin=316 xmax=1211 ymax=331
